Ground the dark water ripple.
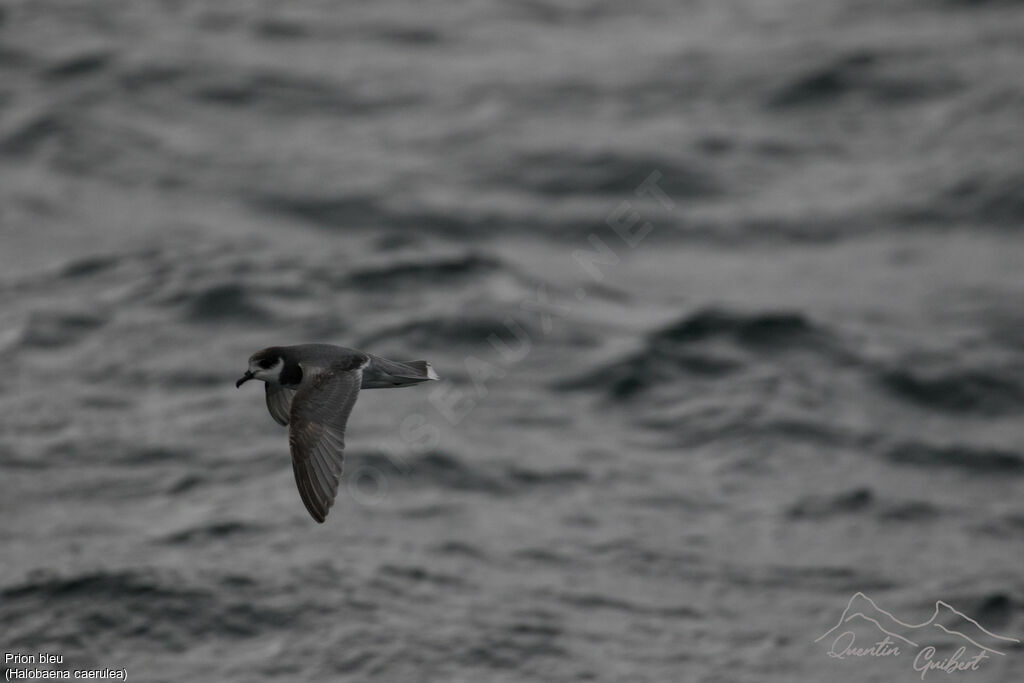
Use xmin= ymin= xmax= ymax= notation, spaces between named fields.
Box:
xmin=787 ymin=487 xmax=944 ymax=523
xmin=346 ymin=252 xmax=504 ymax=289
xmin=43 ymin=50 xmax=113 ymax=81
xmin=176 ymin=282 xmax=271 ymax=323
xmin=767 ymin=49 xmax=959 ymax=109
xmin=348 ymin=450 xmax=588 ymax=495
xmin=878 ymin=364 xmax=1024 ymax=414
xmin=1 ymin=569 xmax=304 ymax=648
xmin=18 ymin=310 xmax=107 ymax=348
xmin=885 ymin=441 xmax=1024 ymax=474
xmin=159 ymin=521 xmax=266 ymax=545
xmin=786 ymin=487 xmax=875 ymax=519
xmin=359 ymin=314 xmax=536 ymax=351
xmin=557 ymin=307 xmax=847 ymax=400
xmin=488 ymin=150 xmax=722 ymax=199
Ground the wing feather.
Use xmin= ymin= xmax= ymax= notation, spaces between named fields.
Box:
xmin=265 ymin=384 xmax=297 ymax=426
xmin=287 ymin=364 xmax=363 ymax=523
xmin=292 ymin=460 xmax=323 ymax=521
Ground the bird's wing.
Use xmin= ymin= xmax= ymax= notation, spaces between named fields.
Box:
xmin=265 ymin=384 xmax=297 ymax=426
xmin=287 ymin=364 xmax=363 ymax=523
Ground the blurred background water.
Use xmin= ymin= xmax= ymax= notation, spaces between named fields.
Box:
xmin=1 ymin=1 xmax=1023 ymax=681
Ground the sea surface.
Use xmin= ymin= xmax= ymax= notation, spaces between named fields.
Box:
xmin=1 ymin=1 xmax=1023 ymax=681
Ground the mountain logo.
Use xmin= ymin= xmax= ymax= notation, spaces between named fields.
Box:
xmin=814 ymin=592 xmax=1020 ymax=678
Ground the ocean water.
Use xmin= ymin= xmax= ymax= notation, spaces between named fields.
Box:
xmin=1 ymin=1 xmax=1023 ymax=681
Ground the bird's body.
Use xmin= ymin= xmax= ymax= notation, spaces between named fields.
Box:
xmin=236 ymin=344 xmax=438 ymax=523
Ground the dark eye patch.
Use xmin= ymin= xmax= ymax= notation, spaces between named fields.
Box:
xmin=258 ymin=357 xmax=277 ymax=370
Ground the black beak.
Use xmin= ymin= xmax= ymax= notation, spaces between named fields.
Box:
xmin=235 ymin=371 xmax=254 ymax=388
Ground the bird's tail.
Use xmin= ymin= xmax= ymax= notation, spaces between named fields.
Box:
xmin=362 ymin=355 xmax=439 ymax=389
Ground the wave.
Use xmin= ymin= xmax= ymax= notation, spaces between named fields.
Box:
xmin=557 ymin=307 xmax=841 ymax=399
xmin=2 ymin=570 xmax=200 ymax=602
xmin=878 ymin=500 xmax=942 ymax=522
xmin=904 ymin=168 xmax=1024 ymax=226
xmin=738 ymin=564 xmax=897 ymax=592
xmin=878 ymin=365 xmax=1024 ymax=415
xmin=0 ymin=110 xmax=65 ymax=157
xmin=510 ymin=548 xmax=576 ymax=566
xmin=117 ymin=62 xmax=186 ymax=92
xmin=404 ymin=451 xmax=505 ymax=492
xmin=787 ymin=488 xmax=874 ymax=519
xmin=940 ymin=0 xmax=1024 ymax=8
xmin=2 ymin=569 xmax=299 ymax=643
xmin=251 ymin=191 xmax=489 ymax=237
xmin=505 ymin=466 xmax=587 ymax=487
xmin=43 ymin=49 xmax=113 ymax=80
xmin=160 ymin=521 xmax=265 ymax=545
xmin=346 ymin=253 xmax=503 ymax=289
xmin=429 ymin=541 xmax=488 ymax=560
xmin=347 ymin=450 xmax=588 ymax=495
xmin=490 ymin=149 xmax=720 ymax=199
xmin=975 ymin=512 xmax=1024 ymax=538
xmin=252 ymin=17 xmax=447 ymax=45
xmin=885 ymin=441 xmax=1024 ymax=473
xmin=116 ymin=445 xmax=193 ymax=467
xmin=557 ymin=350 xmax=738 ymax=399
xmin=553 ymin=590 xmax=701 ymax=619
xmin=17 ymin=310 xmax=106 ymax=349
xmin=192 ymin=69 xmax=423 ymax=114
xmin=768 ymin=49 xmax=954 ymax=108
xmin=170 ymin=282 xmax=269 ymax=323
xmin=653 ymin=308 xmax=833 ymax=348
xmin=458 ymin=629 xmax=568 ymax=671
xmin=252 ymin=18 xmax=311 ymax=41
xmin=359 ymin=313 xmax=535 ymax=350
xmin=973 ymin=593 xmax=1014 ymax=632
xmin=787 ymin=488 xmax=943 ymax=522
xmin=167 ymin=474 xmax=204 ymax=495
xmin=59 ymin=254 xmax=120 ymax=279
xmin=375 ymin=564 xmax=466 ymax=587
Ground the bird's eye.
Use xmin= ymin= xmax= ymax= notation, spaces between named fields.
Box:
xmin=258 ymin=358 xmax=276 ymax=370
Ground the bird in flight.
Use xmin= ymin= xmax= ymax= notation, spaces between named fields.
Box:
xmin=236 ymin=344 xmax=438 ymax=523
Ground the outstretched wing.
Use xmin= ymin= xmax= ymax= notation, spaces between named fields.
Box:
xmin=287 ymin=364 xmax=363 ymax=523
xmin=265 ymin=384 xmax=297 ymax=426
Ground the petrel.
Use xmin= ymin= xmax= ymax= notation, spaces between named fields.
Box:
xmin=236 ymin=344 xmax=438 ymax=523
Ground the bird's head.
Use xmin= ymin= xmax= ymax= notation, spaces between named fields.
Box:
xmin=236 ymin=348 xmax=284 ymax=387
